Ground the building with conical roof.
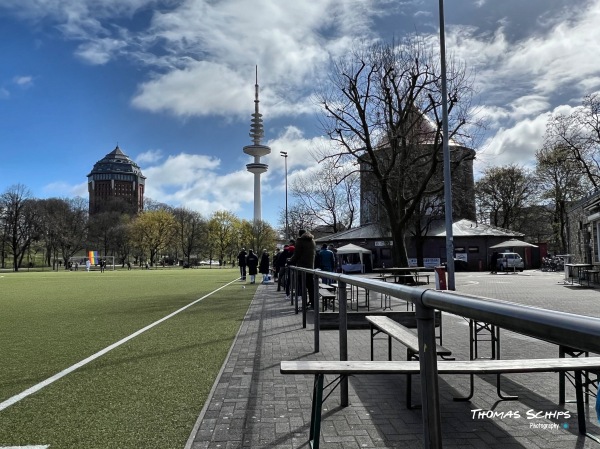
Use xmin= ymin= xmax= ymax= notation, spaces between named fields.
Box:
xmin=87 ymin=145 xmax=146 ymax=215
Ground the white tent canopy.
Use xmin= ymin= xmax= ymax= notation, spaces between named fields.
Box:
xmin=335 ymin=244 xmax=372 ymax=273
xmin=490 ymin=239 xmax=538 ymax=249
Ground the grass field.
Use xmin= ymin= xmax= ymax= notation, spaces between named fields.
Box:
xmin=0 ymin=268 xmax=255 ymax=449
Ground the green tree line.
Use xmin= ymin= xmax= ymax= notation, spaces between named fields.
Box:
xmin=0 ymin=186 xmax=278 ymax=272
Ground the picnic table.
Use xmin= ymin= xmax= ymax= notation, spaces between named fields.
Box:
xmin=373 ymin=266 xmax=432 ymax=285
xmin=564 ymin=263 xmax=594 ymax=286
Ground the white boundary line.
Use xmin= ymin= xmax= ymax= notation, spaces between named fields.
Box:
xmin=0 ymin=278 xmax=241 ymax=413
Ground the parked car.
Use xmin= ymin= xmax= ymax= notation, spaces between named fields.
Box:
xmin=496 ymin=252 xmax=524 ymax=272
xmin=441 ymin=258 xmax=469 ymax=272
xmin=199 ymin=259 xmax=219 ymax=266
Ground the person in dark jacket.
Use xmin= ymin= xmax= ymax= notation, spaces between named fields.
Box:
xmin=490 ymin=251 xmax=500 ymax=274
xmin=259 ymin=250 xmax=270 ymax=283
xmin=237 ymin=248 xmax=247 ymax=280
xmin=319 ymin=243 xmax=336 ymax=285
xmin=272 ymin=248 xmax=281 ymax=281
xmin=276 ymin=245 xmax=291 ymax=292
xmin=288 ymin=229 xmax=316 ymax=307
xmin=246 ymin=250 xmax=259 ymax=284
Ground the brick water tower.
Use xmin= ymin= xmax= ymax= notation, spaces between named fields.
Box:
xmin=87 ymin=145 xmax=146 ymax=215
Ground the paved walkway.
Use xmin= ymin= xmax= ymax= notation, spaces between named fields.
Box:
xmin=187 ymin=270 xmax=600 ymax=448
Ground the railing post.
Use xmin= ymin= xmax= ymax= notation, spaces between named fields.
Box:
xmin=301 ymin=271 xmax=307 ymax=328
xmin=415 ymin=301 xmax=443 ymax=448
xmin=313 ymin=272 xmax=320 ymax=353
xmin=338 ymin=279 xmax=348 ymax=406
xmin=288 ymin=267 xmax=298 ymax=306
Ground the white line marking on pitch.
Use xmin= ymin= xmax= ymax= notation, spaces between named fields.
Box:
xmin=0 ymin=446 xmax=50 ymax=448
xmin=0 ymin=279 xmax=241 ymax=413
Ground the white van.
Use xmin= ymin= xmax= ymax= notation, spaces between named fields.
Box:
xmin=497 ymin=252 xmax=524 ymax=271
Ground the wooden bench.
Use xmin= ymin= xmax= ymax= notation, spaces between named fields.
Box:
xmin=280 ymin=357 xmax=600 ymax=449
xmin=318 ymin=288 xmax=336 ymax=311
xmin=366 ymin=315 xmax=453 ymax=407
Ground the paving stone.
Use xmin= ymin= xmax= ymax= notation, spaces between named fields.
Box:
xmin=187 ymin=270 xmax=600 ymax=448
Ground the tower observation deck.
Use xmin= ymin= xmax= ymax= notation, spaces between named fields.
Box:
xmin=243 ymin=67 xmax=271 ymax=222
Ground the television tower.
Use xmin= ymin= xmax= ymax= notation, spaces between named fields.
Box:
xmin=243 ymin=66 xmax=271 ymax=222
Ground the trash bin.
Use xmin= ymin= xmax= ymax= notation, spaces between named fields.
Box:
xmin=434 ymin=266 xmax=447 ymax=290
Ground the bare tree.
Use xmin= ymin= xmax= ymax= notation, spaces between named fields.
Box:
xmin=38 ymin=197 xmax=88 ymax=268
xmin=318 ymin=37 xmax=478 ymax=266
xmin=290 ymin=157 xmax=359 ymax=233
xmin=535 ymin=145 xmax=590 ymax=253
xmin=278 ymin=203 xmax=320 ymax=239
xmin=0 ymin=184 xmax=41 ymax=271
xmin=475 ymin=165 xmax=538 ymax=231
xmin=544 ymin=93 xmax=600 ymax=188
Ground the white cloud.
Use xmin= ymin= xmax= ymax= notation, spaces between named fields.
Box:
xmin=140 ymin=152 xmax=255 ymax=215
xmin=75 ymin=38 xmax=127 ymax=65
xmin=0 ymin=88 xmax=9 ymax=99
xmin=43 ymin=181 xmax=88 ymax=198
xmin=1 ymin=0 xmax=382 ymax=119
xmin=441 ymin=1 xmax=600 ymax=171
xmin=13 ymin=76 xmax=34 ymax=88
xmin=475 ymin=112 xmax=550 ymax=174
xmin=135 ymin=149 xmax=164 ymax=164
xmin=131 ymin=61 xmax=252 ymax=117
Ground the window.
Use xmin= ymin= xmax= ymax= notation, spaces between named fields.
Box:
xmin=468 ymin=246 xmax=479 ymax=253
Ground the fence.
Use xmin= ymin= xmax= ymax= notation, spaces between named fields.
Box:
xmin=288 ymin=266 xmax=600 ymax=448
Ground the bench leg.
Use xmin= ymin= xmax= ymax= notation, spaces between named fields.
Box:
xmin=453 ymin=374 xmax=475 ymax=402
xmin=370 ymin=325 xmax=375 ymax=361
xmin=310 ymin=374 xmax=324 ymax=449
xmin=406 ymin=349 xmax=415 ymax=409
xmin=572 ymin=369 xmax=600 ymax=441
xmin=496 ymin=374 xmax=518 ymax=400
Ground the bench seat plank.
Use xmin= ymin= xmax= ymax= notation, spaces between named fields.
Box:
xmin=281 ymin=357 xmax=600 ymax=449
xmin=280 ymin=357 xmax=600 ymax=375
xmin=366 ymin=315 xmax=451 ymax=356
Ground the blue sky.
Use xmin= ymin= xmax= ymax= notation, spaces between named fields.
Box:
xmin=1 ymin=0 xmax=599 ymax=227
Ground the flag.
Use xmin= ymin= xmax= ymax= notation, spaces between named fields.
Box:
xmin=88 ymin=251 xmax=99 ymax=264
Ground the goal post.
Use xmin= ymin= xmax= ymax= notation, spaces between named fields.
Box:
xmin=69 ymin=256 xmax=115 ymax=271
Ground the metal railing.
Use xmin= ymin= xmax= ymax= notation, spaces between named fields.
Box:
xmin=288 ymin=266 xmax=600 ymax=448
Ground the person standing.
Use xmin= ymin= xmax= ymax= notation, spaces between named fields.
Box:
xmin=319 ymin=243 xmax=336 ymax=285
xmin=259 ymin=249 xmax=270 ymax=283
xmin=246 ymin=249 xmax=259 ymax=284
xmin=490 ymin=251 xmax=500 ymax=274
xmin=288 ymin=229 xmax=316 ymax=307
xmin=276 ymin=245 xmax=291 ymax=292
xmin=285 ymin=239 xmax=296 ymax=299
xmin=272 ymin=248 xmax=281 ymax=281
xmin=237 ymin=248 xmax=248 ymax=281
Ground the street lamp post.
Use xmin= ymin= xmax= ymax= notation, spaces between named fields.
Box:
xmin=438 ymin=0 xmax=455 ymax=292
xmin=280 ymin=151 xmax=289 ymax=240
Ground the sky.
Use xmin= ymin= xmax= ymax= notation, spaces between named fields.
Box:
xmin=1 ymin=0 xmax=600 ymax=228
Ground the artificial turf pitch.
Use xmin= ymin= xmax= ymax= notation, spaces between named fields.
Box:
xmin=0 ymin=267 xmax=254 ymax=448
